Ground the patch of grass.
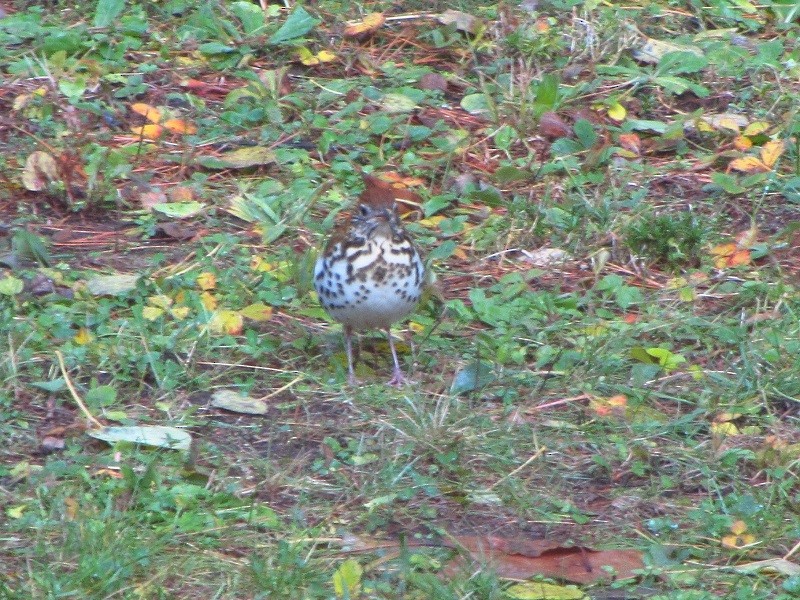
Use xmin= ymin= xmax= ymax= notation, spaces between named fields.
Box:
xmin=624 ymin=211 xmax=707 ymax=270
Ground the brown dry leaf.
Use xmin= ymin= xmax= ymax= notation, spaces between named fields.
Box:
xmin=130 ymin=103 xmax=162 ymax=123
xmin=539 ymin=112 xmax=572 ymax=139
xmin=617 ymin=133 xmax=641 ymax=155
xmin=446 ymin=535 xmax=644 ymax=584
xmin=22 ymin=151 xmax=59 ymax=191
xmin=437 ymin=9 xmax=482 ymax=34
xmin=419 ymin=73 xmax=448 ymax=92
xmin=344 ymin=12 xmax=385 ymax=37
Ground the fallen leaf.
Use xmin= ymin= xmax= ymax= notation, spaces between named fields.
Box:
xmin=240 ymin=302 xmax=274 ymax=321
xmin=344 ymin=12 xmax=385 ymax=37
xmin=437 ymin=9 xmax=482 ymax=34
xmin=88 ymin=426 xmax=191 ymax=451
xmin=759 ymin=139 xmax=784 ymax=168
xmin=418 ymin=72 xmax=448 ymax=92
xmin=539 ymin=112 xmax=572 ymax=139
xmin=130 ymin=103 xmax=162 ymax=122
xmin=196 ymin=272 xmax=217 ymax=291
xmin=211 ymin=390 xmax=268 ymax=415
xmin=22 ymin=151 xmax=59 ymax=191
xmin=197 ymin=146 xmax=276 ymax=169
xmin=86 ymin=274 xmax=140 ymax=296
xmin=209 ymin=310 xmax=244 ymax=335
xmin=162 ymin=118 xmax=197 ymax=134
xmin=446 ymin=535 xmax=645 ymax=584
xmin=131 ymin=124 xmax=164 ymax=139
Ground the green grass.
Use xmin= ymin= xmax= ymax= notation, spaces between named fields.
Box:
xmin=2 ymin=0 xmax=800 ymax=598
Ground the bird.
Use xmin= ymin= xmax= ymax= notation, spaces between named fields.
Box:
xmin=314 ymin=173 xmax=426 ymax=386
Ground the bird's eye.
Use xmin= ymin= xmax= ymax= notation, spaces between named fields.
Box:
xmin=358 ymin=205 xmax=370 ymax=217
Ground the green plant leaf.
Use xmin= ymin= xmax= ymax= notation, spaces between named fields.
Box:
xmin=332 ymin=559 xmax=362 ymax=599
xmin=86 ymin=385 xmax=117 ymax=408
xmin=269 ymin=6 xmax=319 ymax=45
xmin=93 ymin=0 xmax=125 ymax=28
xmin=451 ymin=361 xmax=496 ymax=395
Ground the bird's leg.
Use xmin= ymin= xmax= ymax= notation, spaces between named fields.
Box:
xmin=344 ymin=325 xmax=358 ymax=385
xmin=385 ymin=329 xmax=408 ymax=387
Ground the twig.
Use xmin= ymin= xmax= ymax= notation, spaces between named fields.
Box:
xmin=55 ymin=350 xmax=104 ymax=429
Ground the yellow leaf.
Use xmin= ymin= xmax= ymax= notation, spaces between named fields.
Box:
xmin=419 ymin=215 xmax=446 ymax=228
xmin=728 ymin=156 xmax=768 ymax=173
xmin=732 ymin=136 xmax=752 ymax=151
xmin=297 ymin=47 xmax=337 ymax=66
xmin=240 ymin=303 xmax=274 ymax=321
xmin=6 ymin=505 xmax=26 ymax=519
xmin=710 ymin=243 xmax=736 ymax=257
xmin=196 ymin=272 xmax=217 ymax=291
xmin=148 ymin=295 xmax=173 ymax=309
xmin=759 ymin=139 xmax=784 ymax=168
xmin=73 ymin=327 xmax=93 ymax=345
xmin=332 ymin=559 xmax=363 ymax=598
xmin=316 ymin=50 xmax=337 ymax=63
xmin=130 ymin=103 xmax=162 ymax=123
xmin=607 ymin=102 xmax=626 ymax=122
xmin=714 ymin=115 xmax=743 ymax=132
xmin=201 ymin=291 xmax=218 ymax=311
xmin=210 ymin=310 xmax=243 ymax=335
xmin=142 ymin=306 xmax=165 ymax=321
xmin=131 ymin=124 xmax=164 ymax=139
xmin=170 ymin=306 xmax=190 ymax=320
xmin=344 ymin=12 xmax=385 ymax=37
xmin=711 ymin=421 xmax=740 ymax=436
xmin=743 ymin=121 xmax=770 ymax=136
xmin=162 ymin=118 xmax=198 ymax=134
xmin=730 ymin=520 xmax=748 ymax=535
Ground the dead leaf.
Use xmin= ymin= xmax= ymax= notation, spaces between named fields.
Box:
xmin=344 ymin=12 xmax=385 ymax=37
xmin=418 ymin=73 xmax=448 ymax=92
xmin=728 ymin=156 xmax=769 ymax=174
xmin=759 ymin=139 xmax=784 ymax=168
xmin=617 ymin=133 xmax=641 ymax=155
xmin=211 ymin=390 xmax=268 ymax=415
xmin=22 ymin=151 xmax=59 ymax=191
xmin=539 ymin=112 xmax=572 ymax=139
xmin=130 ymin=103 xmax=162 ymax=123
xmin=437 ymin=9 xmax=482 ymax=34
xmin=445 ymin=535 xmax=645 ymax=584
xmin=131 ymin=124 xmax=164 ymax=140
xmin=209 ymin=310 xmax=244 ymax=335
xmin=162 ymin=118 xmax=197 ymax=134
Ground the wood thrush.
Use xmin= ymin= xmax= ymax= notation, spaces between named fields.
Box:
xmin=314 ymin=174 xmax=426 ymax=385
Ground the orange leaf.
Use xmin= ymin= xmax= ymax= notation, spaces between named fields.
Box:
xmin=732 ymin=136 xmax=752 ymax=151
xmin=728 ymin=249 xmax=751 ymax=267
xmin=759 ymin=139 xmax=784 ymax=168
xmin=162 ymin=118 xmax=197 ymax=134
xmin=131 ymin=124 xmax=163 ymax=139
xmin=617 ymin=133 xmax=641 ymax=155
xmin=728 ymin=156 xmax=768 ymax=173
xmin=344 ymin=12 xmax=385 ymax=37
xmin=130 ymin=103 xmax=162 ymax=123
